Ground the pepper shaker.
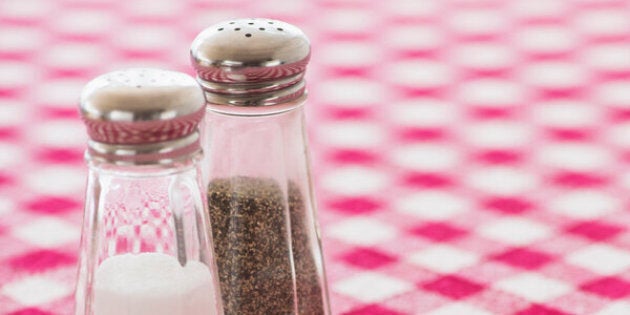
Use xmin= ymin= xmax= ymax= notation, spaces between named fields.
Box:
xmin=74 ymin=68 xmax=223 ymax=315
xmin=191 ymin=18 xmax=331 ymax=315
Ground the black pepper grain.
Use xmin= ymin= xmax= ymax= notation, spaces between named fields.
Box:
xmin=207 ymin=177 xmax=325 ymax=315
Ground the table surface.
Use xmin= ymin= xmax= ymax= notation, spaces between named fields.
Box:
xmin=2 ymin=0 xmax=630 ymax=314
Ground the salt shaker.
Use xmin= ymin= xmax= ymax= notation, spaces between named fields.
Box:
xmin=191 ymin=18 xmax=331 ymax=314
xmin=74 ymin=68 xmax=223 ymax=315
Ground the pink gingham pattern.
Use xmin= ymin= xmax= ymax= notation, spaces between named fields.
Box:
xmin=2 ymin=0 xmax=630 ymax=314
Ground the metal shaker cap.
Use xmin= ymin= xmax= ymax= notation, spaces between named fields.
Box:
xmin=79 ymin=68 xmax=205 ymax=165
xmin=190 ymin=18 xmax=310 ymax=107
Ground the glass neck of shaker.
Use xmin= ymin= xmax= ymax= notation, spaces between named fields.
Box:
xmin=83 ymin=154 xmax=209 ymax=262
xmin=87 ymin=156 xmax=200 ymax=177
xmin=202 ymin=99 xmax=309 ymax=186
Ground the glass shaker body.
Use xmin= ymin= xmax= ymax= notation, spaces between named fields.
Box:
xmin=203 ymin=99 xmax=331 ymax=315
xmin=75 ymin=155 xmax=223 ymax=315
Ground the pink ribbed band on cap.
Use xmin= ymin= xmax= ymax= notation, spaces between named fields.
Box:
xmin=82 ymin=108 xmax=204 ymax=145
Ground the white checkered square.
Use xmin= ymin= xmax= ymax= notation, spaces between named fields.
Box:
xmin=495 ymin=273 xmax=572 ymax=302
xmin=408 ymin=245 xmax=479 ymax=273
xmin=328 ymin=217 xmax=398 ymax=246
xmin=333 ymin=272 xmax=414 ymax=302
xmin=396 ymin=191 xmax=469 ymax=220
xmin=424 ymin=303 xmax=492 ymax=315
xmin=2 ymin=275 xmax=72 ymax=306
xmin=479 ymin=218 xmax=552 ymax=245
xmin=12 ymin=217 xmax=80 ymax=248
xmin=550 ymin=190 xmax=619 ymax=219
xmin=566 ymin=244 xmax=630 ymax=275
xmin=596 ymin=302 xmax=630 ymax=315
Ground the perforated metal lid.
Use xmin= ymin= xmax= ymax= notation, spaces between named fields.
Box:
xmin=190 ymin=18 xmax=310 ymax=107
xmin=79 ymin=68 xmax=205 ymax=164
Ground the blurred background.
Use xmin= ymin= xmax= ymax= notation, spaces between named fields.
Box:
xmin=1 ymin=0 xmax=630 ymax=314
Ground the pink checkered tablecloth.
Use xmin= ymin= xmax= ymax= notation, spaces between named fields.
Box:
xmin=2 ymin=0 xmax=630 ymax=314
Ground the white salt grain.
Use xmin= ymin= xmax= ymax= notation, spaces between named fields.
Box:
xmin=94 ymin=253 xmax=216 ymax=315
